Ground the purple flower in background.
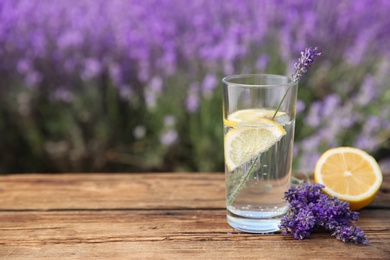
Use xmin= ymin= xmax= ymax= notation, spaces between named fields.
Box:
xmin=185 ymin=82 xmax=200 ymax=113
xmin=64 ymin=58 xmax=76 ymax=73
xmin=296 ymin=99 xmax=306 ymax=113
xmin=17 ymin=59 xmax=32 ymax=74
xmin=0 ymin=0 xmax=390 ymax=173
xmin=160 ymin=129 xmax=178 ymax=146
xmin=108 ymin=62 xmax=122 ymax=86
xmin=256 ymin=54 xmax=269 ymax=71
xmin=202 ymin=73 xmax=218 ymax=98
xmin=322 ymin=94 xmax=340 ymax=118
xmin=301 ymin=134 xmax=322 ymax=152
xmin=159 ymin=114 xmax=179 ymax=147
xmin=57 ymin=31 xmax=84 ymax=50
xmin=117 ymin=84 xmax=133 ymax=100
xmin=53 ymin=87 xmax=74 ymax=103
xmin=354 ymin=116 xmax=387 ymax=152
xmin=354 ymin=75 xmax=377 ymax=106
xmin=306 ymin=101 xmax=322 ymax=127
xmin=82 ymin=58 xmax=102 ymax=80
xmin=25 ymin=71 xmax=42 ymax=87
xmin=144 ymin=77 xmax=164 ymax=110
xmin=363 ymin=116 xmax=382 ymax=135
xmin=145 ymin=90 xmax=157 ymax=110
xmin=149 ymin=76 xmax=163 ymax=92
xmin=291 ymin=47 xmax=321 ymax=82
xmin=345 ymin=30 xmax=373 ymax=65
xmin=355 ymin=136 xmax=376 ymax=152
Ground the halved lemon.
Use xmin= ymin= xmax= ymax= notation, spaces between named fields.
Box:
xmin=224 ymin=109 xmax=289 ymax=127
xmin=224 ymin=118 xmax=286 ymax=171
xmin=314 ymin=147 xmax=383 ymax=210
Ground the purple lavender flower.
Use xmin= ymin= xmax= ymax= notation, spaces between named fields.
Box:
xmin=24 ymin=71 xmax=42 ymax=87
xmin=332 ymin=225 xmax=369 ymax=245
xmin=291 ymin=47 xmax=322 ymax=82
xmin=296 ymin=99 xmax=306 ymax=113
xmin=185 ymin=82 xmax=200 ymax=113
xmin=322 ymin=94 xmax=341 ymax=118
xmin=160 ymin=129 xmax=179 ymax=146
xmin=280 ymin=183 xmax=368 ymax=245
xmin=272 ymin=46 xmax=321 ymax=120
xmin=305 ymin=100 xmax=322 ymax=127
xmin=280 ymin=208 xmax=316 ymax=240
xmin=201 ymin=73 xmax=218 ymax=98
xmin=354 ymin=75 xmax=377 ymax=106
xmin=53 ymin=87 xmax=74 ymax=103
xmin=256 ymin=54 xmax=269 ymax=71
xmin=82 ymin=58 xmax=102 ymax=80
xmin=149 ymin=76 xmax=163 ymax=92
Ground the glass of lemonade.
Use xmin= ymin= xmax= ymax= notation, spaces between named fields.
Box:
xmin=222 ymin=74 xmax=298 ymax=233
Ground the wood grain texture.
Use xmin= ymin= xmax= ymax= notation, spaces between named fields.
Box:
xmin=1 ymin=210 xmax=389 ymax=259
xmin=0 ymin=173 xmax=389 ymax=259
xmin=0 ymin=173 xmax=388 ymax=210
xmin=0 ymin=173 xmax=225 ymax=210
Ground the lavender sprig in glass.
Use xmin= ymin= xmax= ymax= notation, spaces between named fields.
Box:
xmin=272 ymin=47 xmax=321 ymax=119
xmin=227 ymin=47 xmax=321 ymax=207
xmin=292 ymin=47 xmax=322 ymax=82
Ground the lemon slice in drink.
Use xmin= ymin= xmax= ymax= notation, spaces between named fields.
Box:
xmin=224 ymin=118 xmax=286 ymax=171
xmin=314 ymin=147 xmax=383 ymax=210
xmin=224 ymin=109 xmax=289 ymax=127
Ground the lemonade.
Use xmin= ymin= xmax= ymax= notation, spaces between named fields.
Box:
xmin=224 ymin=109 xmax=295 ymax=232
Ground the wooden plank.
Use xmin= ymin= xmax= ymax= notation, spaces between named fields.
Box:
xmin=0 ymin=173 xmax=389 ymax=211
xmin=0 ymin=209 xmax=389 ymax=259
xmin=0 ymin=173 xmax=226 ymax=210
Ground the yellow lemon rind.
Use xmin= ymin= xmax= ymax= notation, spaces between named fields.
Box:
xmin=224 ymin=109 xmax=288 ymax=127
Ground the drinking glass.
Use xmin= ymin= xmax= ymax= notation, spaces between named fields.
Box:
xmin=222 ymin=74 xmax=298 ymax=233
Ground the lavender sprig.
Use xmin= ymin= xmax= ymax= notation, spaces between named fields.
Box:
xmin=291 ymin=47 xmax=322 ymax=82
xmin=272 ymin=47 xmax=321 ymax=120
xmin=279 ymin=183 xmax=369 ymax=245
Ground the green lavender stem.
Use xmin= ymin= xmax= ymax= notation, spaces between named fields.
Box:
xmin=227 ymin=157 xmax=259 ymax=206
xmin=271 ymin=84 xmax=293 ymax=120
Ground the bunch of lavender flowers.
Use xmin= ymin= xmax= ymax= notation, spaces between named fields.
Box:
xmin=279 ymin=183 xmax=369 ymax=245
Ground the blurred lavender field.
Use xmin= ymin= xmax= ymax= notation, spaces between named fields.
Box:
xmin=0 ymin=0 xmax=389 ymax=173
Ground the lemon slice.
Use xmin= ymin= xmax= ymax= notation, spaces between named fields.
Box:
xmin=224 ymin=118 xmax=286 ymax=171
xmin=314 ymin=147 xmax=383 ymax=210
xmin=224 ymin=109 xmax=289 ymax=127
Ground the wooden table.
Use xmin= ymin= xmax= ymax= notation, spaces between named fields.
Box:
xmin=0 ymin=173 xmax=389 ymax=259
